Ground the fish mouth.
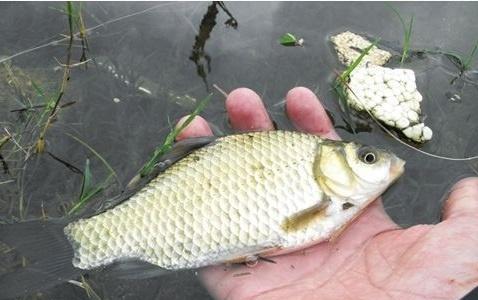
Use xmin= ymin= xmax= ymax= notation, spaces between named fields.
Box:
xmin=390 ymin=156 xmax=406 ymax=180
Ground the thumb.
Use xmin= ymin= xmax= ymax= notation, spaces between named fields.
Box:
xmin=442 ymin=177 xmax=478 ymax=221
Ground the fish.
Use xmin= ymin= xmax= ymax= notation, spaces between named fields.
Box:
xmin=0 ymin=130 xmax=404 ymax=298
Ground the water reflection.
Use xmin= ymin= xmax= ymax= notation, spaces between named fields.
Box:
xmin=189 ymin=2 xmax=238 ymax=91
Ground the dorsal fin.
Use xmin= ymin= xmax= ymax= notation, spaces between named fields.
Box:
xmin=160 ymin=136 xmax=217 ymax=165
xmin=83 ymin=136 xmax=217 ymax=217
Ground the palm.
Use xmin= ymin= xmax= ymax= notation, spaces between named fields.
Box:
xmin=177 ymin=87 xmax=478 ymax=300
xmin=201 ymin=195 xmax=478 ymax=300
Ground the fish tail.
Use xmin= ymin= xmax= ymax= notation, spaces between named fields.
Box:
xmin=0 ymin=220 xmax=82 ymax=299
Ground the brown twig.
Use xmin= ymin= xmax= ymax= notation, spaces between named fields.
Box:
xmin=54 ymin=57 xmax=91 ymax=68
xmin=47 ymin=151 xmax=82 ymax=174
xmin=212 ymin=83 xmax=228 ymax=98
xmin=35 ymin=2 xmax=76 ymax=153
xmin=10 ymin=100 xmax=76 ymax=113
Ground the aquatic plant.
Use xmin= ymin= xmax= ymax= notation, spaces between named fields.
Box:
xmin=125 ymin=93 xmax=212 ymax=190
xmin=68 ymin=159 xmax=104 ymax=215
xmin=434 ymin=40 xmax=478 ymax=73
xmin=139 ymin=93 xmax=212 ymax=177
xmin=333 ymin=41 xmax=378 ymax=134
xmin=68 ymin=276 xmax=102 ymax=300
xmin=387 ymin=4 xmax=413 ymax=65
xmin=36 ymin=1 xmax=89 ymax=153
xmin=279 ymin=33 xmax=304 ymax=47
xmin=463 ymin=40 xmax=478 ymax=70
xmin=0 ymin=61 xmax=53 ymax=219
xmin=336 ymin=44 xmax=478 ymax=161
xmin=66 ymin=134 xmax=120 ymax=215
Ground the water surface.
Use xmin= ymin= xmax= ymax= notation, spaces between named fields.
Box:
xmin=0 ymin=2 xmax=477 ymax=299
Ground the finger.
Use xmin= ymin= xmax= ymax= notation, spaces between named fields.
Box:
xmin=175 ymin=115 xmax=213 ymax=141
xmin=285 ymin=87 xmax=339 ymax=140
xmin=442 ymin=177 xmax=478 ymax=220
xmin=226 ymin=88 xmax=274 ymax=131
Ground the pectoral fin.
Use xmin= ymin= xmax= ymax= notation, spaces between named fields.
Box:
xmin=281 ymin=198 xmax=331 ymax=233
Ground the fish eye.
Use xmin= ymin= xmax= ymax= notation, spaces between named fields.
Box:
xmin=357 ymin=146 xmax=378 ymax=164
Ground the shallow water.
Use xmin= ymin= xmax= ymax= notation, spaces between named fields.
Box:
xmin=0 ymin=2 xmax=477 ymax=299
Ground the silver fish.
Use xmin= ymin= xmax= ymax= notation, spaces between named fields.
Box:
xmin=0 ymin=130 xmax=404 ymax=298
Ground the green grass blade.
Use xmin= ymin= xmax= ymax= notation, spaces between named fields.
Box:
xmin=387 ymin=4 xmax=413 ymax=65
xmin=81 ymin=159 xmax=93 ymax=195
xmin=338 ymin=40 xmax=378 ymax=83
xmin=68 ymin=183 xmax=105 ymax=215
xmin=139 ymin=93 xmax=212 ymax=178
xmin=68 ymin=159 xmax=113 ymax=215
xmin=68 ymin=158 xmax=105 ymax=215
xmin=334 ymin=39 xmax=378 ymax=135
xmin=387 ymin=4 xmax=407 ymax=34
xmin=66 ymin=1 xmax=73 ymax=26
xmin=30 ymin=80 xmax=45 ymax=98
xmin=401 ymin=16 xmax=413 ymax=64
xmin=65 ymin=133 xmax=120 ymax=185
xmin=463 ymin=40 xmax=478 ymax=70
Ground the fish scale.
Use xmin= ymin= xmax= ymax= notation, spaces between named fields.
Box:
xmin=63 ymin=130 xmax=400 ymax=270
xmin=64 ymin=131 xmax=326 ymax=269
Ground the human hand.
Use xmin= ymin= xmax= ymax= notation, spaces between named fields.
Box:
xmin=176 ymin=87 xmax=478 ymax=300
